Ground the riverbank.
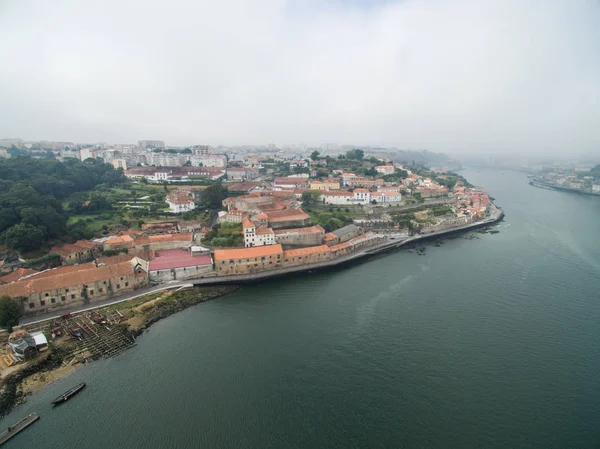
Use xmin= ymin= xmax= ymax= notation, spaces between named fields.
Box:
xmin=0 ymin=285 xmax=238 ymax=418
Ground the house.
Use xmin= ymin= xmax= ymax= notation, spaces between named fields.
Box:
xmin=243 ymin=217 xmax=275 ymax=247
xmin=103 ymin=235 xmax=135 ymax=252
xmin=50 ymin=243 xmax=92 ymax=265
xmin=375 ymin=165 xmax=395 ymax=175
xmin=166 ymin=190 xmax=196 ymax=214
xmin=74 ymin=240 xmax=103 ymax=256
xmin=228 ymin=182 xmax=263 ymax=194
xmin=219 ymin=210 xmax=246 ymax=224
xmin=0 ymin=259 xmax=148 ymax=316
xmin=282 ymin=245 xmax=332 ymax=267
xmin=148 ymin=249 xmax=213 ymax=281
xmin=176 ymin=221 xmax=203 ymax=233
xmin=320 ymin=191 xmax=353 ymax=205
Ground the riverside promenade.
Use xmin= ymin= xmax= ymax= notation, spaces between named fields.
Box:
xmin=20 ymin=204 xmax=504 ymax=326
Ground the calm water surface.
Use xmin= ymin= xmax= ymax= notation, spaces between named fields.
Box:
xmin=5 ymin=169 xmax=600 ymax=448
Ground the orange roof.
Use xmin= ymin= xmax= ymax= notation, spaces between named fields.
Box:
xmin=354 ymin=188 xmax=370 ymax=193
xmin=29 ymin=262 xmax=98 ymax=280
xmin=329 ymin=241 xmax=352 ymax=252
xmin=242 ymin=217 xmax=255 ymax=229
xmin=104 ymin=235 xmax=134 ymax=245
xmin=255 ymin=213 xmax=268 ymax=220
xmin=74 ymin=240 xmax=98 ymax=249
xmin=255 ymin=227 xmax=274 ymax=235
xmin=323 ymin=232 xmax=337 ymax=242
xmin=0 ymin=261 xmax=139 ymax=298
xmin=283 ymin=245 xmax=331 ymax=258
xmin=0 ymin=268 xmax=38 ymax=284
xmin=214 ymin=244 xmax=283 ymax=261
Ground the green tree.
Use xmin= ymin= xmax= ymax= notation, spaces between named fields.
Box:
xmin=199 ymin=182 xmax=228 ymax=210
xmin=310 ymin=150 xmax=320 ymax=161
xmin=3 ymin=223 xmax=45 ymax=253
xmin=0 ymin=296 xmax=23 ymax=331
xmin=346 ymin=149 xmax=364 ymax=160
xmin=301 ymin=190 xmax=321 ymax=205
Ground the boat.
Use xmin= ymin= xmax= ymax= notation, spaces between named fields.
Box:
xmin=0 ymin=413 xmax=40 ymax=446
xmin=52 ymin=382 xmax=86 ymax=405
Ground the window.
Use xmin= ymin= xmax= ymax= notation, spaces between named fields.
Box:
xmin=45 ymin=293 xmax=49 ymax=297
xmin=125 ymin=282 xmax=129 ymax=287
xmin=116 ymin=284 xmax=120 ymax=289
xmin=89 ymin=290 xmax=94 ymax=296
xmin=51 ymin=298 xmax=56 ymax=304
xmin=65 ymin=288 xmax=69 ymax=293
xmin=120 ymin=277 xmax=123 ymax=281
xmin=71 ymin=294 xmax=76 ymax=299
xmin=103 ymin=281 xmax=107 ymax=285
xmin=99 ymin=288 xmax=103 ymax=293
xmin=61 ymin=296 xmax=66 ymax=301
xmin=29 ymin=303 xmax=35 ymax=309
xmin=40 ymin=300 xmax=45 ymax=306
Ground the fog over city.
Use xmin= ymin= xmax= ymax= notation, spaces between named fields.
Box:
xmin=1 ymin=0 xmax=599 ymax=153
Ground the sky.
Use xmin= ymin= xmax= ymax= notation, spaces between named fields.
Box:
xmin=1 ymin=0 xmax=599 ymax=153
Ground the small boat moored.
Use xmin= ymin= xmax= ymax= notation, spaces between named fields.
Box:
xmin=52 ymin=382 xmax=86 ymax=405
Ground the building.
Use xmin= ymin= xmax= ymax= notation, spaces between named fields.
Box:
xmin=375 ymin=165 xmax=395 ymax=175
xmin=226 ymin=168 xmax=247 ymax=181
xmin=309 ymin=179 xmax=341 ymax=191
xmin=219 ymin=209 xmax=246 ymax=224
xmin=79 ymin=148 xmax=94 ymax=161
xmin=273 ymin=225 xmax=325 ymax=247
xmin=274 ymin=177 xmax=310 ymax=190
xmin=103 ymin=235 xmax=135 ymax=252
xmin=148 ymin=249 xmax=213 ymax=281
xmin=176 ymin=221 xmax=203 ymax=233
xmin=265 ymin=209 xmax=312 ymax=229
xmin=214 ymin=244 xmax=284 ymax=275
xmin=166 ymin=190 xmax=196 ymax=214
xmin=320 ymin=191 xmax=353 ymax=205
xmin=112 ymin=159 xmax=128 ymax=170
xmin=50 ymin=243 xmax=93 ymax=265
xmin=139 ymin=140 xmax=165 ymax=149
xmin=243 ymin=217 xmax=275 ymax=247
xmin=188 ymin=154 xmax=227 ymax=167
xmin=282 ymin=245 xmax=332 ymax=267
xmin=0 ymin=259 xmax=148 ymax=316
xmin=124 ymin=166 xmax=225 ymax=183
xmin=370 ymin=191 xmax=402 ymax=204
xmin=345 ymin=177 xmax=384 ymax=188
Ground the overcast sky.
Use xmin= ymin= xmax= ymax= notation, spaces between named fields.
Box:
xmin=1 ymin=0 xmax=599 ymax=153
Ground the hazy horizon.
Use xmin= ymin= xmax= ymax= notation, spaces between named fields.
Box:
xmin=1 ymin=0 xmax=599 ymax=154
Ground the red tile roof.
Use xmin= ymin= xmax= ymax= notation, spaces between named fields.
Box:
xmin=0 ymin=268 xmax=38 ymax=284
xmin=273 ymin=225 xmax=325 ymax=235
xmin=283 ymin=245 xmax=331 ymax=258
xmin=265 ymin=209 xmax=310 ymax=222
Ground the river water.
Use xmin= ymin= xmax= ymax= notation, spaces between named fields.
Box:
xmin=5 ymin=169 xmax=600 ymax=449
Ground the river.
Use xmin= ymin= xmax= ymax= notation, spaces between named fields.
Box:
xmin=5 ymin=168 xmax=600 ymax=448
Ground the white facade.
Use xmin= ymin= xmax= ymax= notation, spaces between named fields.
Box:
xmin=243 ymin=219 xmax=275 ymax=247
xmin=375 ymin=165 xmax=395 ymax=175
xmin=79 ymin=148 xmax=94 ymax=161
xmin=188 ymin=154 xmax=227 ymax=167
xmin=167 ymin=199 xmax=196 ymax=214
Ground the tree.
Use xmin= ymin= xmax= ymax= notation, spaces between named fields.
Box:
xmin=301 ymin=190 xmax=321 ymax=205
xmin=199 ymin=182 xmax=228 ymax=209
xmin=346 ymin=149 xmax=364 ymax=160
xmin=0 ymin=296 xmax=23 ymax=331
xmin=3 ymin=223 xmax=45 ymax=253
xmin=310 ymin=150 xmax=320 ymax=161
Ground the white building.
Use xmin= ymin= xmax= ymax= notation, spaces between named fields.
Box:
xmin=188 ymin=154 xmax=227 ymax=167
xmin=243 ymin=217 xmax=275 ymax=247
xmin=112 ymin=159 xmax=127 ymax=170
xmin=375 ymin=165 xmax=395 ymax=175
xmin=166 ymin=190 xmax=196 ymax=214
xmin=79 ymin=148 xmax=94 ymax=161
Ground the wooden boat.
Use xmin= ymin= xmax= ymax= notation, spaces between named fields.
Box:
xmin=52 ymin=382 xmax=86 ymax=405
xmin=0 ymin=413 xmax=39 ymax=446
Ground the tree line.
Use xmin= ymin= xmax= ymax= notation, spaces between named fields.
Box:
xmin=0 ymin=157 xmax=124 ymax=253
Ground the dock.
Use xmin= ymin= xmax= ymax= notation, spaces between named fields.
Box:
xmin=0 ymin=413 xmax=40 ymax=446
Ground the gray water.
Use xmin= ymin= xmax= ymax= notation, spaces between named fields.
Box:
xmin=5 ymin=169 xmax=600 ymax=448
